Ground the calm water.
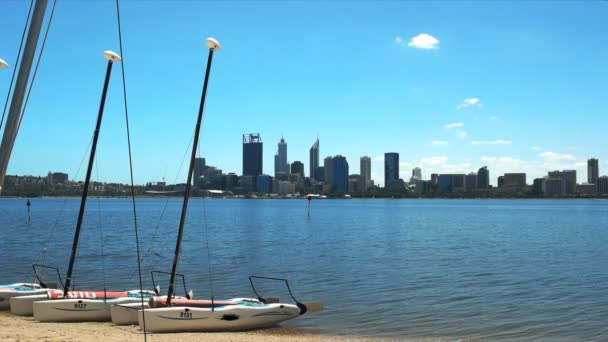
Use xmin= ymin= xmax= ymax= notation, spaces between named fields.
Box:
xmin=1 ymin=198 xmax=607 ymax=341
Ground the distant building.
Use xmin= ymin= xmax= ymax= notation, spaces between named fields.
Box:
xmin=549 ymin=170 xmax=576 ymax=194
xmin=588 ymin=158 xmax=599 ymax=186
xmin=256 ymin=175 xmax=272 ymax=193
xmin=477 ymin=166 xmax=489 ymax=189
xmin=430 ymin=173 xmax=438 ymax=186
xmin=333 ymin=155 xmax=349 ymax=193
xmin=437 ymin=174 xmax=466 ymax=192
xmin=291 ymin=161 xmax=304 ymax=178
xmin=533 ymin=178 xmax=546 ymax=194
xmin=225 ymin=173 xmax=238 ymax=190
xmin=384 ymin=152 xmax=399 ymax=190
xmin=465 ymin=173 xmax=478 ymax=191
xmin=598 ymin=176 xmax=608 ymax=194
xmin=545 ymin=178 xmax=565 ymax=196
xmin=243 ymin=133 xmax=263 ymax=176
xmin=239 ymin=175 xmax=256 ymax=193
xmin=360 ymin=156 xmax=371 ymax=188
xmin=274 ymin=136 xmax=289 ymax=177
xmin=348 ymin=174 xmax=363 ymax=193
xmin=314 ymin=166 xmax=325 ymax=182
xmin=193 ymin=158 xmax=206 ymax=186
xmin=50 ymin=172 xmax=68 ymax=184
xmin=324 ymin=156 xmax=334 ymax=190
xmin=309 ymin=138 xmax=319 ymax=181
xmin=410 ymin=167 xmax=422 ymax=183
xmin=577 ymin=183 xmax=596 ymax=195
xmin=503 ymin=173 xmax=526 ymax=187
xmin=497 ymin=176 xmax=505 ymax=188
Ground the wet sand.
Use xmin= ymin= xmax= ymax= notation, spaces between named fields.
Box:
xmin=0 ymin=311 xmax=396 ymax=342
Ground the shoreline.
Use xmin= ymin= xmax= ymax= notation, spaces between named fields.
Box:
xmin=0 ymin=311 xmax=402 ymax=342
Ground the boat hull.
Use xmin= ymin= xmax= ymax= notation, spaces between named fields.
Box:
xmin=0 ymin=283 xmax=47 ymax=310
xmin=111 ymin=301 xmax=149 ymax=325
xmin=138 ymin=299 xmax=301 ymax=333
xmin=34 ymin=297 xmax=148 ymax=322
xmin=10 ymin=294 xmax=48 ymax=315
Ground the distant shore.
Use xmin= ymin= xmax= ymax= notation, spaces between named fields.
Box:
xmin=0 ymin=312 xmax=403 ymax=342
xmin=1 ymin=195 xmax=607 ymax=200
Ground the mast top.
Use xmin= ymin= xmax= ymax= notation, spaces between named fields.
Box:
xmin=205 ymin=38 xmax=221 ymax=51
xmin=103 ymin=50 xmax=122 ymax=63
xmin=0 ymin=58 xmax=8 ymax=68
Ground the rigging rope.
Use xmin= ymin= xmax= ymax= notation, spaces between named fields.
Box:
xmin=144 ymin=133 xmax=194 ymax=259
xmin=31 ymin=136 xmax=93 ymax=283
xmin=198 ymin=144 xmax=215 ymax=303
xmin=17 ymin=0 xmax=57 ymax=132
xmin=115 ymin=1 xmax=147 ymax=339
xmin=0 ymin=0 xmax=33 ymax=132
xmin=94 ymin=158 xmax=108 ymax=298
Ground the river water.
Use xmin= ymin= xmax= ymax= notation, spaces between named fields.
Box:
xmin=1 ymin=198 xmax=607 ymax=341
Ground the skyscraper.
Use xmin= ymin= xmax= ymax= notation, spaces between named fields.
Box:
xmin=309 ymin=138 xmax=319 ymax=180
xmin=242 ymin=133 xmax=263 ymax=176
xmin=274 ymin=136 xmax=289 ymax=177
xmin=360 ymin=156 xmax=371 ymax=182
xmin=588 ymin=158 xmax=599 ymax=185
xmin=477 ymin=166 xmax=489 ymax=189
xmin=384 ymin=152 xmax=399 ymax=189
xmin=333 ymin=155 xmax=349 ymax=193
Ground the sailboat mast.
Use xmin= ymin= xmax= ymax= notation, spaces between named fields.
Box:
xmin=0 ymin=0 xmax=48 ymax=195
xmin=167 ymin=38 xmax=221 ymax=305
xmin=63 ymin=52 xmax=121 ymax=296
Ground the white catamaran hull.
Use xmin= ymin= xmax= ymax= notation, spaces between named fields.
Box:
xmin=138 ymin=300 xmax=301 ymax=333
xmin=0 ymin=283 xmax=47 ymax=310
xmin=9 ymin=293 xmax=47 ymax=315
xmin=34 ymin=297 xmax=149 ymax=322
xmin=111 ymin=301 xmax=149 ymax=325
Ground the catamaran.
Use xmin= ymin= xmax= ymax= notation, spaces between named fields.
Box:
xmin=136 ymin=37 xmax=322 ymax=333
xmin=18 ymin=50 xmax=152 ymax=322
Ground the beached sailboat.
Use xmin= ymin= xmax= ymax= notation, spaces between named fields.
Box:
xmin=137 ymin=37 xmax=322 ymax=333
xmin=15 ymin=50 xmax=152 ymax=322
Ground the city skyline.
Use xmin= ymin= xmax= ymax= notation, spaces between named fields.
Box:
xmin=1 ymin=2 xmax=606 ymax=187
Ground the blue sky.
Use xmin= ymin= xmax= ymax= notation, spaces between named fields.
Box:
xmin=1 ymin=1 xmax=607 ymax=186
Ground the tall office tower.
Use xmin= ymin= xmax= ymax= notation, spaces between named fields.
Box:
xmin=324 ymin=156 xmax=334 ymax=188
xmin=465 ymin=172 xmax=478 ymax=190
xmin=193 ymin=157 xmax=206 ymax=185
xmin=242 ymin=133 xmax=263 ymax=176
xmin=430 ymin=173 xmax=438 ymax=185
xmin=274 ymin=136 xmax=289 ymax=177
xmin=291 ymin=161 xmax=304 ymax=178
xmin=588 ymin=158 xmax=599 ymax=185
xmin=360 ymin=156 xmax=371 ymax=186
xmin=384 ymin=152 xmax=399 ymax=189
xmin=309 ymin=138 xmax=319 ymax=180
xmin=333 ymin=155 xmax=349 ymax=192
xmin=477 ymin=166 xmax=489 ymax=189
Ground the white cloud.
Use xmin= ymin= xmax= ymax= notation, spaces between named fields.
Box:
xmin=420 ymin=156 xmax=448 ymax=166
xmin=399 ymin=162 xmax=412 ymax=167
xmin=489 ymin=116 xmax=497 ymax=121
xmin=457 ymin=131 xmax=468 ymax=139
xmin=444 ymin=122 xmax=464 ymax=129
xmin=457 ymin=97 xmax=482 ymax=110
xmin=539 ymin=152 xmax=575 ymax=160
xmin=431 ymin=140 xmax=448 ymax=146
xmin=531 ymin=146 xmax=542 ymax=151
xmin=402 ymin=33 xmax=440 ymax=49
xmin=471 ymin=140 xmax=511 ymax=145
xmin=372 ymin=155 xmax=384 ymax=162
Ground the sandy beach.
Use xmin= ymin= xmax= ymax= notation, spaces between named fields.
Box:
xmin=0 ymin=312 xmax=399 ymax=342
